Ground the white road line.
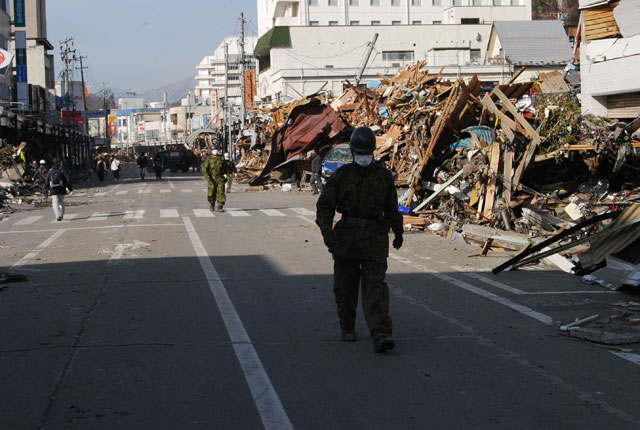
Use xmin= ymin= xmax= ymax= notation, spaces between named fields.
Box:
xmin=15 ymin=215 xmax=43 ymax=226
xmin=115 ymin=190 xmax=128 ymax=195
xmin=297 ymin=215 xmax=316 ymax=225
xmin=138 ymin=189 xmax=151 ymax=194
xmin=168 ymin=180 xmax=175 ymax=189
xmin=451 ymin=266 xmax=525 ymax=295
xmin=611 ymin=351 xmax=640 ymax=366
xmin=227 ymin=208 xmax=250 ymax=217
xmin=260 ymin=209 xmax=286 ymax=217
xmin=181 ymin=189 xmax=193 ymax=193
xmin=52 ymin=213 xmax=78 ymax=223
xmin=390 ymin=254 xmax=554 ymax=325
xmin=200 ymin=188 xmax=207 ymax=192
xmin=0 ymin=223 xmax=183 ymax=234
xmin=193 ymin=209 xmax=215 ymax=218
xmin=88 ymin=213 xmax=109 ymax=222
xmin=70 ymin=192 xmax=86 ymax=197
xmin=124 ymin=209 xmax=145 ymax=220
xmin=182 ymin=217 xmax=293 ymax=430
xmin=109 ymin=244 xmax=127 ymax=264
xmin=160 ymin=209 xmax=180 ymax=218
xmin=160 ymin=189 xmax=171 ymax=193
xmin=290 ymin=207 xmax=315 ymax=216
xmin=12 ymin=230 xmax=64 ymax=267
xmin=93 ymin=192 xmax=107 ymax=197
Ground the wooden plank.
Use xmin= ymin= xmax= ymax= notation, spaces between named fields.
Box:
xmin=503 ymin=148 xmax=513 ymax=205
xmin=481 ymin=94 xmax=516 ymax=142
xmin=483 ymin=138 xmax=501 ymax=219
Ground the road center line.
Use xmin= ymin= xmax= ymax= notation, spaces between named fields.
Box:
xmin=182 ymin=217 xmax=293 ymax=430
xmin=390 ymin=253 xmax=554 ymax=325
xmin=12 ymin=230 xmax=64 ymax=267
xmin=611 ymin=351 xmax=640 ymax=366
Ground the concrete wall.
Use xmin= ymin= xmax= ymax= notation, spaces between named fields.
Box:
xmin=443 ymin=5 xmax=531 ymax=24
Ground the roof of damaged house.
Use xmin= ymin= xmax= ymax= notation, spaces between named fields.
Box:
xmin=493 ymin=20 xmax=574 ymax=66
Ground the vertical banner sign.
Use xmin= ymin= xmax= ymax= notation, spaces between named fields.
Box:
xmin=15 ymin=30 xmax=28 ymax=108
xmin=13 ymin=0 xmax=25 ymax=27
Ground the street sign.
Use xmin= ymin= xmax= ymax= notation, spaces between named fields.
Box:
xmin=16 ymin=65 xmax=27 ymax=82
xmin=13 ymin=0 xmax=25 ymax=27
xmin=0 ymin=48 xmax=14 ymax=69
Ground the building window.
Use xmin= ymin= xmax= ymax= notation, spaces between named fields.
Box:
xmin=391 ymin=0 xmax=401 ymax=5
xmin=470 ymin=49 xmax=481 ymax=63
xmin=309 ymin=0 xmax=318 ymax=5
xmin=329 ymin=20 xmax=339 ymax=25
xmin=473 ymin=0 xmax=482 ymax=4
xmin=382 ymin=51 xmax=414 ymax=61
xmin=452 ymin=0 xmax=462 ymax=5
xmin=510 ymin=0 xmax=519 ymax=4
xmin=412 ymin=20 xmax=422 ymax=24
xmin=432 ymin=0 xmax=441 ymax=5
xmin=228 ymin=64 xmax=239 ymax=70
xmin=328 ymin=0 xmax=338 ymax=5
xmin=412 ymin=0 xmax=421 ymax=4
xmin=371 ymin=20 xmax=381 ymax=24
xmin=310 ymin=20 xmax=320 ymax=25
xmin=350 ymin=20 xmax=360 ymax=25
xmin=228 ymin=76 xmax=240 ymax=81
xmin=433 ymin=20 xmax=442 ymax=24
xmin=370 ymin=0 xmax=380 ymax=5
xmin=350 ymin=0 xmax=359 ymax=4
xmin=392 ymin=20 xmax=401 ymax=25
xmin=461 ymin=18 xmax=480 ymax=24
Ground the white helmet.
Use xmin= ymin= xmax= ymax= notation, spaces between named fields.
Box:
xmin=212 ymin=149 xmax=219 ymax=156
xmin=224 ymin=152 xmax=230 ymax=159
xmin=40 ymin=159 xmax=46 ymax=164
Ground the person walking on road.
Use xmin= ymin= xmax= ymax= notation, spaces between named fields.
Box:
xmin=316 ymin=126 xmax=403 ymax=353
xmin=96 ymin=156 xmax=107 ymax=182
xmin=223 ymin=152 xmax=236 ymax=193
xmin=110 ymin=156 xmax=121 ymax=181
xmin=203 ymin=148 xmax=228 ymax=212
xmin=310 ymin=148 xmax=324 ymax=195
xmin=43 ymin=158 xmax=73 ymax=222
xmin=137 ymin=152 xmax=148 ymax=180
xmin=152 ymin=153 xmax=163 ymax=180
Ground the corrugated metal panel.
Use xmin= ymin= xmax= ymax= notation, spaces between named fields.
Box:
xmin=493 ymin=21 xmax=574 ymax=65
xmin=608 ymin=92 xmax=640 ymax=118
xmin=613 ymin=0 xmax=640 ymax=38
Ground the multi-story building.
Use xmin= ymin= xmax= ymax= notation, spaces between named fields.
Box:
xmin=0 ymin=0 xmax=12 ymax=102
xmin=194 ymin=35 xmax=257 ymax=115
xmin=257 ymin=0 xmax=532 ymax=35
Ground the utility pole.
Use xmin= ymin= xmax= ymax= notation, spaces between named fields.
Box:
xmin=75 ymin=54 xmax=89 ymax=133
xmin=355 ymin=33 xmax=379 ymax=86
xmin=239 ymin=12 xmax=246 ymax=127
xmin=59 ymin=37 xmax=75 ymax=130
xmin=224 ymin=42 xmax=229 ymax=149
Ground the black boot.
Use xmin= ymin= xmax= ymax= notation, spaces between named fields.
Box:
xmin=373 ymin=335 xmax=395 ymax=353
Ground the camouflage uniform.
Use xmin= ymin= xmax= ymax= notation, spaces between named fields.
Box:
xmin=316 ymin=162 xmax=403 ymax=339
xmin=203 ymin=155 xmax=228 ymax=209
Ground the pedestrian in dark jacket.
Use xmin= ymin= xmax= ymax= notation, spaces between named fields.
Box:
xmin=43 ymin=158 xmax=73 ymax=221
xmin=310 ymin=149 xmax=324 ymax=195
xmin=137 ymin=152 xmax=148 ymax=180
xmin=96 ymin=156 xmax=107 ymax=181
xmin=152 ymin=153 xmax=163 ymax=180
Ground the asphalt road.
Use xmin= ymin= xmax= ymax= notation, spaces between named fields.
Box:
xmin=1 ymin=164 xmax=640 ymax=429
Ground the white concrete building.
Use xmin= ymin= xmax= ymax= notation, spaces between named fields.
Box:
xmin=578 ymin=0 xmax=640 ymax=119
xmin=194 ymin=35 xmax=257 ymax=112
xmin=257 ymin=24 xmax=515 ymax=103
xmin=257 ymin=0 xmax=532 ymax=35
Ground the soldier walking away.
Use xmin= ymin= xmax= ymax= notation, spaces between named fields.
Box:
xmin=152 ymin=153 xmax=163 ymax=180
xmin=203 ymin=149 xmax=229 ymax=212
xmin=316 ymin=126 xmax=403 ymax=353
xmin=96 ymin=156 xmax=107 ymax=182
xmin=43 ymin=158 xmax=73 ymax=222
xmin=137 ymin=152 xmax=148 ymax=180
xmin=310 ymin=148 xmax=324 ymax=195
xmin=110 ymin=156 xmax=121 ymax=181
xmin=223 ymin=152 xmax=236 ymax=193
xmin=32 ymin=160 xmax=48 ymax=186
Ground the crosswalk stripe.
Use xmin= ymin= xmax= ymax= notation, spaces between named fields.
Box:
xmin=138 ymin=189 xmax=151 ymax=194
xmin=160 ymin=209 xmax=180 ymax=218
xmin=52 ymin=213 xmax=78 ymax=223
xmin=228 ymin=208 xmax=251 ymax=217
xmin=193 ymin=209 xmax=215 ymax=218
xmin=124 ymin=210 xmax=145 ymax=220
xmin=115 ymin=190 xmax=128 ymax=195
xmin=88 ymin=213 xmax=109 ymax=221
xmin=160 ymin=189 xmax=171 ymax=193
xmin=71 ymin=192 xmax=86 ymax=197
xmin=181 ymin=189 xmax=193 ymax=193
xmin=94 ymin=192 xmax=107 ymax=197
xmin=290 ymin=207 xmax=315 ymax=216
xmin=15 ymin=215 xmax=43 ymax=225
xmin=260 ymin=209 xmax=286 ymax=217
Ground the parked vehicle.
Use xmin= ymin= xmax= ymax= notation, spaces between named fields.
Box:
xmin=321 ymin=143 xmax=352 ymax=177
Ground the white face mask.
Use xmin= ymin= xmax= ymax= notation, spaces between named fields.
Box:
xmin=354 ymin=154 xmax=373 ymax=167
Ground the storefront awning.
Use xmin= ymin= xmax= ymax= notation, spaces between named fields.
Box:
xmin=254 ymin=26 xmax=290 ymax=58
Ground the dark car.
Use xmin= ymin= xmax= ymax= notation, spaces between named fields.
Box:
xmin=166 ymin=149 xmax=195 ymax=173
xmin=322 ymin=143 xmax=353 ymax=177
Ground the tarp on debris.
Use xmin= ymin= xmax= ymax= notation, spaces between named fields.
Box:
xmin=250 ymin=98 xmax=348 ymax=186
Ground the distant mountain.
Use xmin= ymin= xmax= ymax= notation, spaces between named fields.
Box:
xmin=139 ymin=76 xmax=197 ymax=104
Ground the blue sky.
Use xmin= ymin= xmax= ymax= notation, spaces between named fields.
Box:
xmin=47 ymin=0 xmax=258 ymax=94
